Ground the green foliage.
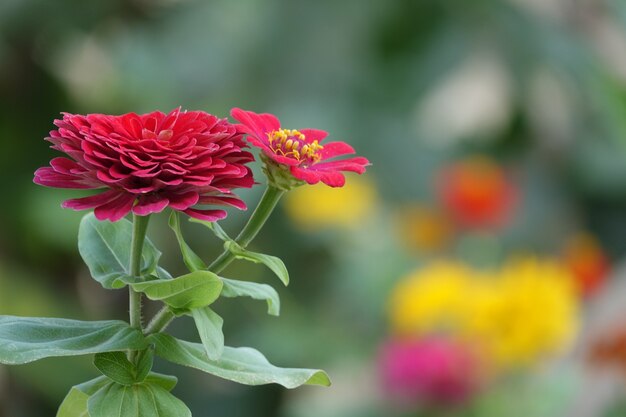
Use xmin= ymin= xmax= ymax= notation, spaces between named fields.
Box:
xmin=57 ymin=373 xmax=179 ymax=417
xmin=224 ymin=241 xmax=289 ymax=286
xmin=191 ymin=307 xmax=224 ymax=360
xmin=193 ymin=218 xmax=289 ymax=285
xmin=0 ymin=316 xmax=146 ymax=364
xmin=169 ymin=211 xmax=207 ymax=272
xmin=149 ymin=333 xmax=331 ymax=389
xmin=78 ymin=213 xmax=161 ymax=289
xmin=128 ymin=271 xmax=223 ymax=310
xmin=88 ymin=380 xmax=191 ymax=417
xmin=221 ymin=277 xmax=281 ymax=316
xmin=93 ymin=348 xmax=153 ymax=386
xmin=190 ymin=218 xmax=231 ymax=241
xmin=57 ymin=376 xmax=109 ymax=417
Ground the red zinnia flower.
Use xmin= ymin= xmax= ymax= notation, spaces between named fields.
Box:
xmin=34 ymin=108 xmax=254 ymax=222
xmin=230 ymin=108 xmax=369 ymax=188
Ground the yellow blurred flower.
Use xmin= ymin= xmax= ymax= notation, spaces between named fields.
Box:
xmin=283 ymin=175 xmax=377 ymax=230
xmin=389 ymin=257 xmax=579 ymax=369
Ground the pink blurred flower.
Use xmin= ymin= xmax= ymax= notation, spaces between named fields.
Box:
xmin=34 ymin=109 xmax=254 ymax=222
xmin=378 ymin=337 xmax=482 ymax=406
xmin=230 ymin=108 xmax=369 ymax=188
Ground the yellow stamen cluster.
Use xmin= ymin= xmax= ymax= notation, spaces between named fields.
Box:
xmin=267 ymin=129 xmax=324 ymax=162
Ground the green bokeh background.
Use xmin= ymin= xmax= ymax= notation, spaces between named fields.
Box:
xmin=3 ymin=0 xmax=626 ymax=416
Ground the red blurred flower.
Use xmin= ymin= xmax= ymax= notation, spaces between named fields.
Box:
xmin=437 ymin=156 xmax=516 ymax=228
xmin=562 ymin=233 xmax=610 ymax=298
xmin=378 ymin=337 xmax=483 ymax=406
xmin=34 ymin=109 xmax=254 ymax=222
xmin=230 ymin=108 xmax=369 ymax=188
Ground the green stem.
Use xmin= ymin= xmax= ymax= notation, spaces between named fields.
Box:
xmin=144 ymin=306 xmax=175 ymax=335
xmin=208 ymin=185 xmax=285 ymax=274
xmin=129 ymin=214 xmax=150 ymax=330
xmin=146 ymin=185 xmax=285 ymax=335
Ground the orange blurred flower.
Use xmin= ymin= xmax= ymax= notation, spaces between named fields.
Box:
xmin=437 ymin=156 xmax=517 ymax=229
xmin=395 ymin=205 xmax=453 ymax=253
xmin=562 ymin=233 xmax=610 ymax=298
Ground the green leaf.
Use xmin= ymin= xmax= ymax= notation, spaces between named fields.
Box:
xmin=221 ymin=277 xmax=280 ymax=316
xmin=57 ymin=376 xmax=109 ymax=417
xmin=57 ymin=387 xmax=89 ymax=417
xmin=78 ymin=213 xmax=161 ymax=289
xmin=150 ymin=333 xmax=331 ymax=389
xmin=93 ymin=352 xmax=136 ymax=386
xmin=0 ymin=316 xmax=147 ymax=364
xmin=156 ymin=267 xmax=173 ymax=280
xmin=144 ymin=372 xmax=177 ymax=391
xmin=190 ymin=218 xmax=231 ymax=241
xmin=129 ymin=271 xmax=223 ymax=310
xmin=224 ymin=241 xmax=289 ymax=286
xmin=88 ymin=381 xmax=191 ymax=417
xmin=191 ymin=307 xmax=224 ymax=360
xmin=135 ymin=345 xmax=154 ymax=383
xmin=169 ymin=211 xmax=207 ymax=272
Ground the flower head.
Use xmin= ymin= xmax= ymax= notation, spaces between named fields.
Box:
xmin=230 ymin=108 xmax=369 ymax=189
xmin=562 ymin=233 xmax=610 ymax=298
xmin=437 ymin=156 xmax=517 ymax=229
xmin=389 ymin=258 xmax=579 ymax=369
xmin=34 ymin=109 xmax=254 ymax=222
xmin=378 ymin=336 xmax=483 ymax=406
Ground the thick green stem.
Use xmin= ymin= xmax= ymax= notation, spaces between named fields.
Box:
xmin=147 ymin=185 xmax=285 ymax=335
xmin=129 ymin=214 xmax=150 ymax=331
xmin=145 ymin=307 xmax=175 ymax=335
xmin=208 ymin=185 xmax=284 ymax=274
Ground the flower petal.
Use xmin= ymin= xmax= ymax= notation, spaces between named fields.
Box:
xmin=94 ymin=193 xmax=136 ymax=222
xmin=168 ymin=191 xmax=200 ymax=210
xmin=183 ymin=208 xmax=228 ymax=222
xmin=319 ymin=141 xmax=355 ymax=160
xmin=311 ymin=157 xmax=370 ymax=174
xmin=299 ymin=129 xmax=328 ymax=143
xmin=290 ymin=166 xmax=322 ymax=185
xmin=133 ymin=195 xmax=170 ymax=216
xmin=230 ymin=108 xmax=280 ymax=140
xmin=197 ymin=195 xmax=247 ymax=210
xmin=62 ymin=190 xmax=122 ymax=210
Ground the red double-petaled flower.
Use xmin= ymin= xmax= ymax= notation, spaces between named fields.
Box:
xmin=34 ymin=108 xmax=254 ymax=222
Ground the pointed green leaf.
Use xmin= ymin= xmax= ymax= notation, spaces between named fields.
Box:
xmin=150 ymin=333 xmax=331 ymax=389
xmin=57 ymin=376 xmax=108 ymax=417
xmin=129 ymin=271 xmax=223 ymax=310
xmin=88 ymin=381 xmax=191 ymax=417
xmin=78 ymin=213 xmax=161 ymax=289
xmin=156 ymin=267 xmax=173 ymax=280
xmin=169 ymin=211 xmax=207 ymax=272
xmin=0 ymin=316 xmax=147 ymax=364
xmin=190 ymin=218 xmax=231 ymax=241
xmin=191 ymin=307 xmax=224 ymax=360
xmin=221 ymin=278 xmax=280 ymax=316
xmin=94 ymin=352 xmax=137 ymax=386
xmin=224 ymin=241 xmax=289 ymax=286
xmin=135 ymin=345 xmax=154 ymax=383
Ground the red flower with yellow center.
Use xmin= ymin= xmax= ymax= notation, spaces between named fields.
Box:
xmin=34 ymin=108 xmax=254 ymax=222
xmin=231 ymin=108 xmax=369 ymax=188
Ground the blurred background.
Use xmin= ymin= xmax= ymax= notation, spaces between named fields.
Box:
xmin=3 ymin=0 xmax=626 ymax=416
